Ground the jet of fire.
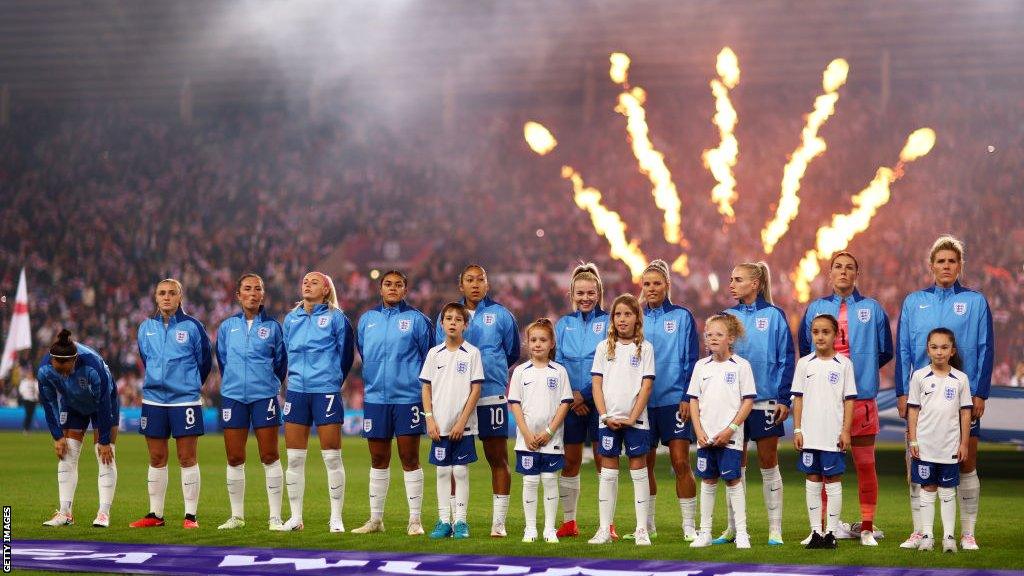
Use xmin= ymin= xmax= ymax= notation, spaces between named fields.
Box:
xmin=702 ymin=47 xmax=741 ymax=222
xmin=762 ymin=58 xmax=850 ymax=254
xmin=792 ymin=127 xmax=936 ymax=301
xmin=610 ymin=52 xmax=687 ymax=252
xmin=563 ymin=165 xmax=649 ymax=280
xmin=523 ymin=121 xmax=557 ymax=156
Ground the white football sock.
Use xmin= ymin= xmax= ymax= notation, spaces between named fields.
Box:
xmin=147 ymin=465 xmax=168 ymax=517
xmin=541 ymin=472 xmax=559 ymax=533
xmin=321 ymin=449 xmax=345 ymax=521
xmin=919 ymin=489 xmax=937 ymax=538
xmin=958 ymin=470 xmax=980 ymax=536
xmin=727 ymin=482 xmax=748 ymax=535
xmin=263 ymin=460 xmax=283 ymax=520
xmin=761 ymin=466 xmax=783 ymax=534
xmin=226 ymin=464 xmax=245 ymax=519
xmin=436 ymin=466 xmax=453 ymax=523
xmin=938 ymin=486 xmax=957 ymax=539
xmin=679 ymin=497 xmax=696 ymax=532
xmin=825 ymin=481 xmax=842 ymax=534
xmin=453 ymin=465 xmax=470 ymax=523
xmin=492 ymin=493 xmax=510 ymax=526
xmin=559 ymin=474 xmax=580 ymax=522
xmin=630 ymin=468 xmax=650 ymax=533
xmin=806 ymin=479 xmax=824 ymax=534
xmin=699 ymin=482 xmax=717 ymax=533
xmin=95 ymin=444 xmax=116 ymax=515
xmin=404 ymin=468 xmax=424 ymax=519
xmin=598 ymin=468 xmax=619 ymax=529
xmin=369 ymin=468 xmax=390 ymax=521
xmin=181 ymin=464 xmax=200 ymax=516
xmin=724 ymin=466 xmax=745 ymax=534
xmin=522 ymin=475 xmax=540 ymax=532
xmin=910 ymin=482 xmax=922 ymax=533
xmin=57 ymin=438 xmax=82 ymax=514
xmin=285 ymin=448 xmax=307 ymax=521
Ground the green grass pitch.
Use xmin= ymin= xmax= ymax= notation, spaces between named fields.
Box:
xmin=2 ymin=431 xmax=1022 ymax=573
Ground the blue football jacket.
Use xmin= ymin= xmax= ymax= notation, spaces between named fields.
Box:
xmin=137 ymin=308 xmax=212 ymax=404
xmin=644 ymin=300 xmax=700 ymax=407
xmin=436 ymin=296 xmax=520 ymax=399
xmin=216 ymin=306 xmax=287 ymax=404
xmin=358 ymin=300 xmax=434 ymax=404
xmin=37 ymin=343 xmax=116 ymax=443
xmin=555 ymin=308 xmax=609 ymax=401
xmin=726 ymin=297 xmax=796 ymax=406
xmin=283 ymin=303 xmax=355 ymax=394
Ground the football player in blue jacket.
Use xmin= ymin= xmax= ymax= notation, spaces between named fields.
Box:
xmin=895 ymin=236 xmax=992 ymax=551
xmin=214 ymin=273 xmax=287 ymax=531
xmin=38 ymin=330 xmax=119 ymax=529
xmin=280 ymin=271 xmax=355 ymax=533
xmin=132 ymin=278 xmax=212 ymax=529
xmin=352 ymin=270 xmax=434 ymax=536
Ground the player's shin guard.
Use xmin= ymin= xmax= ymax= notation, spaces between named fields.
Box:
xmin=761 ymin=466 xmax=783 ymax=534
xmin=404 ymin=468 xmax=424 ymax=519
xmin=852 ymin=444 xmax=877 ymax=531
xmin=226 ymin=464 xmax=245 ymax=519
xmin=181 ymin=464 xmax=200 ymax=516
xmin=910 ymin=482 xmax=923 ymax=534
xmin=285 ymin=449 xmax=307 ymax=521
xmin=57 ymin=438 xmax=82 ymax=514
xmin=598 ymin=468 xmax=619 ymax=529
xmin=679 ymin=496 xmax=697 ymax=533
xmin=825 ymin=481 xmax=842 ymax=534
xmin=630 ymin=468 xmax=649 ymax=532
xmin=263 ymin=460 xmax=283 ymax=520
xmin=436 ymin=466 xmax=453 ymax=523
xmin=368 ymin=468 xmax=390 ymax=522
xmin=726 ymin=482 xmax=747 ymax=535
xmin=522 ymin=475 xmax=540 ymax=532
xmin=938 ymin=486 xmax=957 ymax=538
xmin=147 ymin=465 xmax=168 ymax=517
xmin=919 ymin=489 xmax=937 ymax=538
xmin=492 ymin=494 xmax=510 ymax=527
xmin=540 ymin=472 xmax=558 ymax=533
xmin=95 ymin=444 xmax=116 ymax=515
xmin=559 ymin=474 xmax=580 ymax=522
xmin=321 ymin=450 xmax=345 ymax=521
xmin=958 ymin=470 xmax=980 ymax=536
xmin=806 ymin=479 xmax=824 ymax=534
xmin=700 ymin=482 xmax=717 ymax=534
xmin=453 ymin=465 xmax=470 ymax=523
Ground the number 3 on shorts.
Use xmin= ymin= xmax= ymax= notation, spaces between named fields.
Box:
xmin=410 ymin=405 xmax=421 ymax=425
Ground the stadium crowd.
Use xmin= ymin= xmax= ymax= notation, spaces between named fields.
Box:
xmin=1 ymin=78 xmax=1022 ymax=409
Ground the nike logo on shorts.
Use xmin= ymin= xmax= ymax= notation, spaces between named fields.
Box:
xmin=824 ymin=465 xmax=835 ymax=471
xmin=628 ymin=445 xmax=640 ymax=451
xmin=325 ymin=412 xmax=337 ymax=418
xmin=457 ymin=454 xmax=469 ymax=461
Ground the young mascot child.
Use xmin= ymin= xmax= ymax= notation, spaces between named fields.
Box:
xmin=509 ymin=318 xmax=574 ymax=544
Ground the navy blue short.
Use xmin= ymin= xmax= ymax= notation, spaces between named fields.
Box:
xmin=563 ymin=399 xmax=599 ymax=445
xmin=429 ymin=436 xmax=478 ymax=466
xmin=695 ymin=447 xmax=743 ymax=481
xmin=911 ymin=458 xmax=960 ymax=488
xmin=597 ymin=426 xmax=650 ymax=458
xmin=649 ymin=404 xmax=696 ymax=446
xmin=515 ymin=451 xmax=565 ymax=475
xmin=221 ymin=396 xmax=281 ymax=430
xmin=283 ymin=390 xmax=344 ymax=427
xmin=744 ymin=403 xmax=786 ymax=440
xmin=969 ymin=417 xmax=981 ymax=438
xmin=476 ymin=400 xmax=509 ymax=439
xmin=140 ymin=404 xmax=204 ymax=439
xmin=797 ymin=449 xmax=846 ymax=477
xmin=60 ymin=395 xmax=119 ymax=433
xmin=362 ymin=402 xmax=426 ymax=439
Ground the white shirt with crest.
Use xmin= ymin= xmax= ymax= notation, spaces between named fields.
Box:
xmin=508 ymin=360 xmax=574 ymax=454
xmin=791 ymin=353 xmax=857 ymax=452
xmin=591 ymin=339 xmax=655 ymax=430
xmin=419 ymin=342 xmax=484 ymax=436
xmin=686 ymin=355 xmax=757 ymax=451
xmin=907 ymin=366 xmax=973 ymax=464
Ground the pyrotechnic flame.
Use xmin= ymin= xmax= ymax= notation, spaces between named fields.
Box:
xmin=792 ymin=127 xmax=936 ymax=302
xmin=609 ymin=52 xmax=631 ymax=85
xmin=761 ymin=58 xmax=850 ymax=254
xmin=611 ymin=53 xmax=687 ymax=252
xmin=524 ymin=121 xmax=558 ymax=156
xmin=561 ymin=166 xmax=649 ymax=280
xmin=702 ymin=47 xmax=741 ymax=221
